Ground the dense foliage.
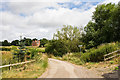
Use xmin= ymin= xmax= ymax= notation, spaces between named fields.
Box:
xmin=45 ymin=25 xmax=83 ymax=56
xmin=45 ymin=40 xmax=69 ymax=56
xmin=55 ymin=25 xmax=83 ymax=52
xmin=1 ymin=37 xmax=49 ymax=47
xmin=60 ymin=42 xmax=120 ymax=64
xmin=82 ymin=3 xmax=120 ymax=49
xmin=40 ymin=38 xmax=49 ymax=47
xmin=80 ymin=42 xmax=120 ymax=62
xmin=0 ymin=40 xmax=11 ymax=46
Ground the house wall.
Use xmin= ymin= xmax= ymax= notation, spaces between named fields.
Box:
xmin=32 ymin=40 xmax=40 ymax=46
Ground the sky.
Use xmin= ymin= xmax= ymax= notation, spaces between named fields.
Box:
xmin=0 ymin=0 xmax=119 ymax=42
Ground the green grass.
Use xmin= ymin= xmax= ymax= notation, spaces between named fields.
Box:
xmin=2 ymin=54 xmax=48 ymax=78
xmin=37 ymin=47 xmax=45 ymax=53
xmin=80 ymin=42 xmax=120 ymax=62
xmin=1 ymin=46 xmax=48 ymax=78
xmin=2 ymin=63 xmax=46 ymax=78
xmin=1 ymin=51 xmax=13 ymax=65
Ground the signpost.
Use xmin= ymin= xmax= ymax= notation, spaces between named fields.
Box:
xmin=78 ymin=45 xmax=82 ymax=56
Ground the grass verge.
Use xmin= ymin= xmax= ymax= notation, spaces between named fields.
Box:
xmin=2 ymin=54 xmax=48 ymax=78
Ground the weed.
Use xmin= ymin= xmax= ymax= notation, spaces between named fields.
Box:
xmin=114 ymin=66 xmax=119 ymax=70
xmin=109 ymin=61 xmax=114 ymax=64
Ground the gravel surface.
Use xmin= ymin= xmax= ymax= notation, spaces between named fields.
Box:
xmin=40 ymin=58 xmax=102 ymax=78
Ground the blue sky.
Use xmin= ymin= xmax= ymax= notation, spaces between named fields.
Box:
xmin=0 ymin=0 xmax=119 ymax=41
xmin=57 ymin=2 xmax=99 ymax=10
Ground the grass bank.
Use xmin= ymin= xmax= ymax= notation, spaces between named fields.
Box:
xmin=2 ymin=54 xmax=48 ymax=78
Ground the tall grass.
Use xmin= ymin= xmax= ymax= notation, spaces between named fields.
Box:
xmin=1 ymin=51 xmax=13 ymax=65
xmin=1 ymin=46 xmax=46 ymax=65
xmin=37 ymin=47 xmax=45 ymax=53
xmin=60 ymin=42 xmax=120 ymax=65
xmin=2 ymin=54 xmax=48 ymax=78
xmin=1 ymin=46 xmax=48 ymax=78
xmin=81 ymin=42 xmax=119 ymax=62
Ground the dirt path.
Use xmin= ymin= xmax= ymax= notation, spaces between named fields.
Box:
xmin=40 ymin=58 xmax=102 ymax=78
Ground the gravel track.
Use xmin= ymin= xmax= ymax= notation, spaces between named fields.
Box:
xmin=40 ymin=58 xmax=102 ymax=78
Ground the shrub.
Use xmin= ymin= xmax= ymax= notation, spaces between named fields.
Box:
xmin=114 ymin=66 xmax=119 ymax=70
xmin=109 ymin=61 xmax=114 ymax=64
xmin=26 ymin=47 xmax=39 ymax=59
xmin=0 ymin=47 xmax=11 ymax=51
xmin=45 ymin=40 xmax=69 ymax=56
xmin=80 ymin=42 xmax=119 ymax=62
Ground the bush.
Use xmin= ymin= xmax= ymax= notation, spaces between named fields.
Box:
xmin=45 ymin=40 xmax=69 ymax=56
xmin=80 ymin=42 xmax=119 ymax=62
xmin=0 ymin=47 xmax=11 ymax=51
xmin=26 ymin=47 xmax=40 ymax=59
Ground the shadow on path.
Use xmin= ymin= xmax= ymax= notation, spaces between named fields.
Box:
xmin=102 ymin=65 xmax=120 ymax=80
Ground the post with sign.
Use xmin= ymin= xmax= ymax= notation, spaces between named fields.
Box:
xmin=78 ymin=45 xmax=82 ymax=56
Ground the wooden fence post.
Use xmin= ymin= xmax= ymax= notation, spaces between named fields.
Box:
xmin=9 ymin=61 xmax=11 ymax=70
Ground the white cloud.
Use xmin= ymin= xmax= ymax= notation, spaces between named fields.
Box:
xmin=1 ymin=0 xmax=71 ymax=2
xmin=102 ymin=0 xmax=119 ymax=4
xmin=0 ymin=0 xmax=119 ymax=41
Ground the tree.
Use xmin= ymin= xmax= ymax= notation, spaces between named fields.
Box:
xmin=11 ymin=40 xmax=19 ymax=46
xmin=92 ymin=3 xmax=116 ymax=43
xmin=54 ymin=25 xmax=83 ymax=52
xmin=45 ymin=40 xmax=69 ymax=56
xmin=110 ymin=3 xmax=120 ymax=41
xmin=82 ymin=21 xmax=97 ymax=48
xmin=82 ymin=2 xmax=120 ymax=48
xmin=2 ymin=40 xmax=11 ymax=46
xmin=32 ymin=38 xmax=37 ymax=41
xmin=45 ymin=25 xmax=83 ymax=56
xmin=13 ymin=38 xmax=27 ymax=62
xmin=40 ymin=38 xmax=48 ymax=47
xmin=23 ymin=37 xmax=32 ymax=46
xmin=0 ymin=41 xmax=2 ymax=46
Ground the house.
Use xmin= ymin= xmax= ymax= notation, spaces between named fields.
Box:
xmin=32 ymin=40 xmax=40 ymax=46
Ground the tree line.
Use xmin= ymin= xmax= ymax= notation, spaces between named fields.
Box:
xmin=45 ymin=2 xmax=120 ymax=56
xmin=0 ymin=37 xmax=49 ymax=47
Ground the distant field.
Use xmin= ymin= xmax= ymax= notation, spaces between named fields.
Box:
xmin=0 ymin=46 xmax=46 ymax=65
xmin=0 ymin=46 xmax=45 ymax=52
